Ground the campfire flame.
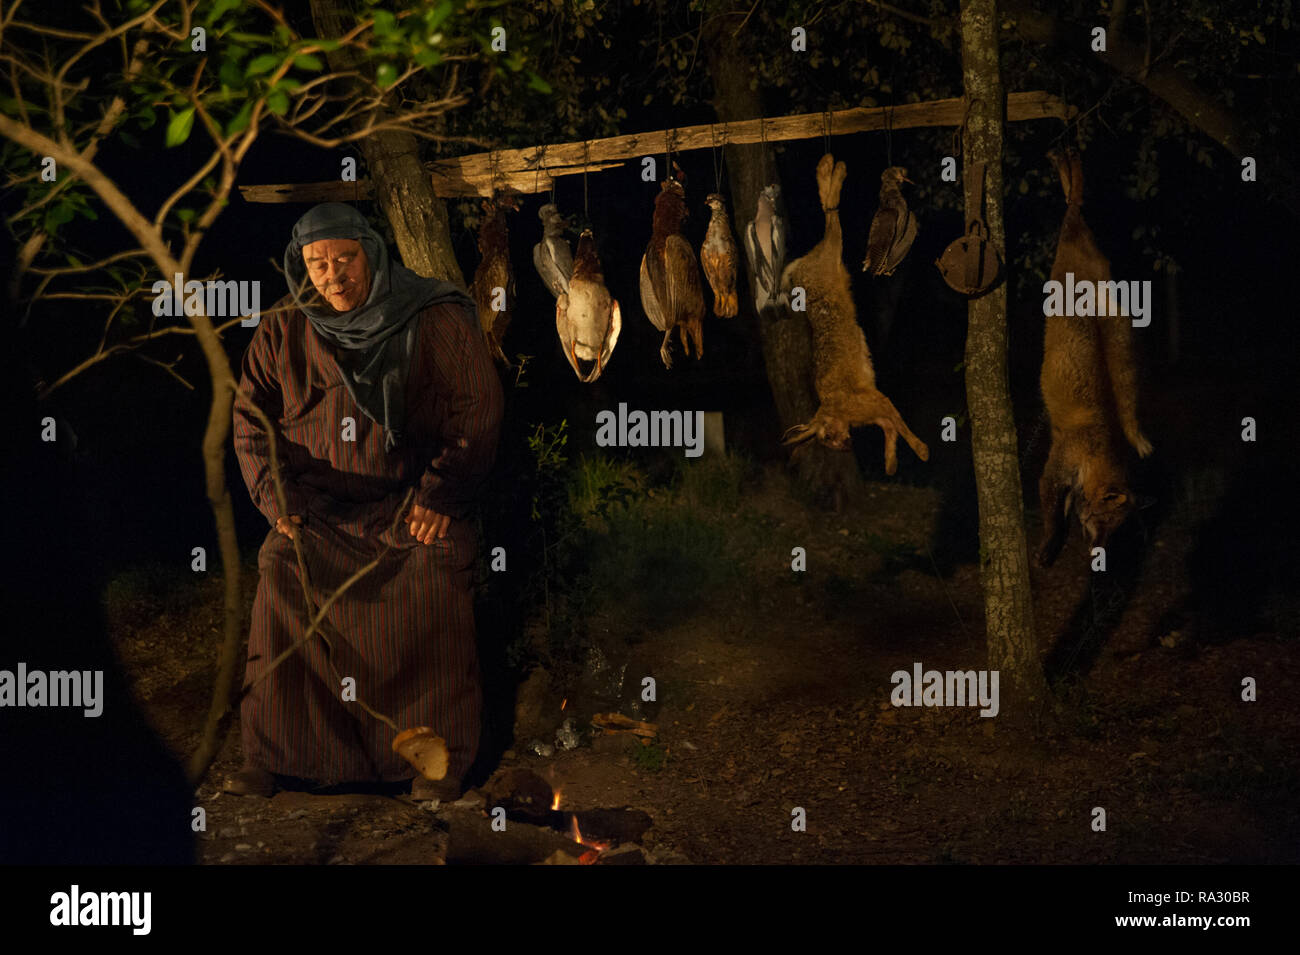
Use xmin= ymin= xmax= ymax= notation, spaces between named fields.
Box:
xmin=551 ymin=789 xmax=561 ymax=811
xmin=569 ymin=813 xmax=610 ymax=857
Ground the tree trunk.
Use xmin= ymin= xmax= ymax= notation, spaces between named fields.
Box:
xmin=960 ymin=0 xmax=1046 ymax=720
xmin=703 ymin=21 xmax=860 ymax=504
xmin=308 ymin=0 xmax=465 ymax=286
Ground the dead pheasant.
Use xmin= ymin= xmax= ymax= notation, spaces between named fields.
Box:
xmin=470 ymin=194 xmax=519 ymax=365
xmin=861 ymin=166 xmax=918 ymax=276
xmin=780 ymin=154 xmax=929 ymax=474
xmin=556 ymin=229 xmax=622 ymax=382
xmin=700 ymin=193 xmax=740 ymax=318
xmin=640 ymin=175 xmax=705 ymax=369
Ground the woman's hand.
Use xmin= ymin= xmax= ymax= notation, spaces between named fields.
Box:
xmin=407 ymin=503 xmax=451 ymax=544
xmin=275 ymin=514 xmax=304 ymax=539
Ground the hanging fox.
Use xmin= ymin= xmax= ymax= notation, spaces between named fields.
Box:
xmin=1037 ymin=147 xmax=1153 ymax=567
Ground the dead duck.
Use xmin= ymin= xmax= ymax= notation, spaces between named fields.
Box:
xmin=556 ymin=229 xmax=622 ymax=382
xmin=700 ymin=193 xmax=740 ymax=318
xmin=639 ymin=175 xmax=705 ymax=369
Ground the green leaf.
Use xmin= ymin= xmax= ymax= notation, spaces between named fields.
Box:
xmin=165 ymin=107 xmax=196 ymax=147
xmin=176 ymin=208 xmax=197 ymax=223
xmin=266 ymin=90 xmax=289 ymax=116
xmin=373 ymin=9 xmax=397 ymax=37
xmin=219 ymin=59 xmax=243 ymax=88
xmin=413 ymin=50 xmax=442 ymax=69
xmin=294 ymin=53 xmax=323 ymax=71
xmin=44 ymin=200 xmax=75 ymax=234
xmin=426 ymin=1 xmax=454 ymax=29
xmin=205 ymin=0 xmax=242 ymax=25
xmin=375 ymin=62 xmax=397 ymax=88
xmin=526 ymin=71 xmax=552 ymax=94
xmin=225 ymin=101 xmax=253 ymax=136
xmin=245 ymin=53 xmax=282 ymax=77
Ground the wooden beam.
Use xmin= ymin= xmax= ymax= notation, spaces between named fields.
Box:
xmin=239 ymin=90 xmax=1072 ymax=203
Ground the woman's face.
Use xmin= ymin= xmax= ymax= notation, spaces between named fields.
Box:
xmin=302 ymin=238 xmax=371 ymax=312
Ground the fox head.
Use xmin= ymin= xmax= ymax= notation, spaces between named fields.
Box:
xmin=1073 ymin=482 xmax=1132 ymax=550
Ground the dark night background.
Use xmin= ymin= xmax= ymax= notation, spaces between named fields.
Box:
xmin=2 ymin=0 xmax=1298 ymax=871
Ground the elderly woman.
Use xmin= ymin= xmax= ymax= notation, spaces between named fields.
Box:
xmin=228 ymin=203 xmax=503 ymax=800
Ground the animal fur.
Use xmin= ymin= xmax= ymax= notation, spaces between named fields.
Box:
xmin=779 ymin=154 xmax=929 ymax=475
xmin=1037 ymin=147 xmax=1152 ymax=566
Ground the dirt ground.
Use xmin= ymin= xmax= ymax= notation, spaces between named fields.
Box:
xmin=108 ymin=434 xmax=1300 ymax=864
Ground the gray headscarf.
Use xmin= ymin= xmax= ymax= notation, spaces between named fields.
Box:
xmin=284 ymin=202 xmax=477 ymax=451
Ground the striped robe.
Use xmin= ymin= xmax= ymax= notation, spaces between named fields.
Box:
xmin=232 ymin=297 xmax=503 ymax=785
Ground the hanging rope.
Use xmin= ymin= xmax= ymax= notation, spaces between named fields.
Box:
xmin=489 ymin=149 xmax=504 ymax=200
xmin=759 ymin=115 xmax=768 ymax=185
xmin=665 ymin=128 xmax=679 ymax=181
xmin=534 ymin=144 xmax=543 ymax=198
xmin=885 ymin=56 xmax=898 ymax=167
xmin=582 ymin=140 xmax=590 ymax=218
xmin=823 ymin=109 xmax=832 ymax=155
xmin=951 ymin=95 xmax=975 ymax=159
xmin=711 ymin=122 xmax=726 ymax=193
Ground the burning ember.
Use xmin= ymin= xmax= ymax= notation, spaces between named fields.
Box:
xmin=569 ymin=813 xmax=610 ymax=864
xmin=551 ymin=789 xmax=562 ymax=811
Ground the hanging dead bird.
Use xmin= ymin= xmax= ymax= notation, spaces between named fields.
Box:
xmin=532 ymin=203 xmax=573 ymax=299
xmin=699 ymin=193 xmax=740 ymax=318
xmin=640 ymin=175 xmax=705 ymax=368
xmin=861 ymin=166 xmax=918 ymax=276
xmin=470 ymin=194 xmax=519 ymax=365
xmin=744 ymin=184 xmax=788 ymax=313
xmin=556 ymin=229 xmax=622 ymax=383
xmin=1036 ymin=147 xmax=1152 ymax=567
xmin=780 ymin=154 xmax=929 ymax=474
